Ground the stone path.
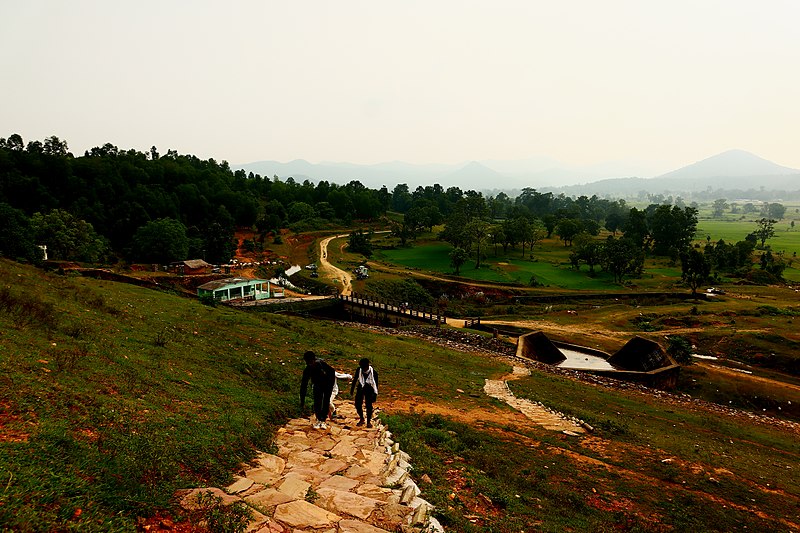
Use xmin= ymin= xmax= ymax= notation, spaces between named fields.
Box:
xmin=484 ymin=366 xmax=587 ymax=435
xmin=178 ymin=401 xmax=443 ymax=532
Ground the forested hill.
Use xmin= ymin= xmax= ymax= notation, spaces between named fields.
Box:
xmin=0 ymin=134 xmax=393 ymax=264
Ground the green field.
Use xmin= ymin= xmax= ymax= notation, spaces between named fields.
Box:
xmin=375 ymin=242 xmax=620 ymax=289
xmin=695 ymin=218 xmax=800 ymax=254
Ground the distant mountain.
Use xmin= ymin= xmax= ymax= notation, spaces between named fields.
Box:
xmin=235 ymin=150 xmax=800 ymax=198
xmin=234 ymin=156 xmax=660 ymax=191
xmin=546 ymin=150 xmax=800 ymax=198
xmin=442 ymin=161 xmax=504 ymax=184
xmin=657 ymin=149 xmax=798 ymax=180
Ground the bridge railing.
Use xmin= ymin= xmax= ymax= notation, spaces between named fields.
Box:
xmin=340 ymin=293 xmax=445 ymax=324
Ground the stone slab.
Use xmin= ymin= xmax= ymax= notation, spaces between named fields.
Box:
xmin=336 ymin=519 xmax=390 ymax=533
xmin=273 ymin=500 xmax=340 ymax=529
xmin=245 ymin=488 xmax=295 ymax=510
xmin=226 ymin=476 xmax=255 ymax=494
xmin=319 ymin=459 xmax=349 ymax=475
xmin=318 ymin=475 xmax=359 ymax=492
xmin=257 ymin=454 xmax=287 ymax=476
xmin=277 ymin=473 xmax=311 ymax=499
xmin=246 ymin=467 xmax=282 ymax=486
xmin=316 ymin=488 xmax=383 ymax=520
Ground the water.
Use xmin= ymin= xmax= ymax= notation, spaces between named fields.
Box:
xmin=556 ymin=348 xmax=616 ymax=371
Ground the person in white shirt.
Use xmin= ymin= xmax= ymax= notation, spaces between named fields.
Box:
xmin=350 ymin=357 xmax=379 ymax=428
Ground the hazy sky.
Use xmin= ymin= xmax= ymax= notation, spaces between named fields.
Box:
xmin=2 ymin=1 xmax=799 ymax=174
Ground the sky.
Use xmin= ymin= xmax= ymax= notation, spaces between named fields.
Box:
xmin=2 ymin=1 xmax=799 ymax=175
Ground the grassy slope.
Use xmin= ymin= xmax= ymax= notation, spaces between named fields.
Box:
xmin=2 ymin=259 xmax=800 ymax=531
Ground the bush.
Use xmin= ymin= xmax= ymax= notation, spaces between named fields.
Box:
xmin=667 ymin=335 xmax=693 ymax=364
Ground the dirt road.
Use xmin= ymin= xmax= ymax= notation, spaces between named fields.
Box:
xmin=318 ymin=234 xmax=353 ymax=295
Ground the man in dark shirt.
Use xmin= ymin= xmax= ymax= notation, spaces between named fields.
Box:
xmin=300 ymin=350 xmax=336 ymax=429
xmin=350 ymin=357 xmax=379 ymax=428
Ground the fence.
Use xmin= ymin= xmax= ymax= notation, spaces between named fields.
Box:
xmin=339 ymin=293 xmax=445 ymax=324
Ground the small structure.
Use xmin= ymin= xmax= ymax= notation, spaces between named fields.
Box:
xmin=354 ymin=265 xmax=369 ymax=280
xmin=171 ymin=259 xmax=212 ymax=275
xmin=197 ymin=278 xmax=272 ymax=302
xmin=517 ymin=331 xmax=679 ymax=389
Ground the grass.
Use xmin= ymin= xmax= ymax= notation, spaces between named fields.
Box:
xmin=0 ymin=258 xmax=506 ymax=530
xmin=376 ymin=241 xmax=623 ymax=289
xmin=4 ymin=256 xmax=800 ymax=531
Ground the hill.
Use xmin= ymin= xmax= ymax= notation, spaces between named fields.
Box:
xmin=657 ymin=149 xmax=799 ymax=180
xmin=237 ymin=149 xmax=800 ymax=198
xmin=2 ymin=259 xmax=800 ymax=531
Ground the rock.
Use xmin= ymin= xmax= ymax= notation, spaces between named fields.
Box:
xmin=226 ymin=477 xmax=255 ymax=494
xmin=318 ymin=459 xmax=349 ymax=475
xmin=257 ymin=454 xmax=286 ymax=476
xmin=370 ymin=502 xmax=412 ymax=531
xmin=355 ymin=484 xmax=394 ymax=501
xmin=410 ymin=500 xmax=432 ymax=525
xmin=344 ymin=464 xmax=372 ymax=479
xmin=420 ymin=474 xmax=432 ymax=485
xmin=285 ymin=466 xmax=332 ymax=486
xmin=245 ymin=467 xmax=281 ymax=486
xmin=383 ymin=466 xmax=408 ymax=487
xmin=315 ymin=488 xmax=383 ymax=520
xmin=330 ymin=441 xmax=360 ymax=458
xmin=244 ymin=488 xmax=294 ymax=510
xmin=337 ymin=519 xmax=391 ymax=532
xmin=252 ymin=519 xmax=288 ymax=533
xmin=245 ymin=507 xmax=269 ymax=532
xmin=399 ymin=484 xmax=416 ymax=505
xmin=319 ymin=475 xmax=360 ymax=492
xmin=273 ymin=500 xmax=340 ymax=529
xmin=288 ymin=450 xmax=326 ymax=467
xmin=277 ymin=473 xmax=311 ymax=499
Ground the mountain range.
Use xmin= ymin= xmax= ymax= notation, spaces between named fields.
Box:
xmin=235 ymin=149 xmax=800 ymax=197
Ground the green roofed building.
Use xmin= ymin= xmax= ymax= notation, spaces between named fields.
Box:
xmin=197 ymin=278 xmax=272 ymax=302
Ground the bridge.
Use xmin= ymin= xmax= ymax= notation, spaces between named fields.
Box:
xmin=339 ymin=293 xmax=446 ymax=325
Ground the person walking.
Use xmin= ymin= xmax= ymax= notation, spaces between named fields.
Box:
xmin=350 ymin=357 xmax=378 ymax=428
xmin=300 ymin=351 xmax=336 ymax=429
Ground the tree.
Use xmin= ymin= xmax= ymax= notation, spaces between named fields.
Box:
xmin=622 ymin=208 xmax=650 ymax=250
xmin=649 ymin=205 xmax=698 ymax=258
xmin=449 ymin=247 xmax=469 ymax=275
xmin=527 ymin=219 xmax=547 ymax=258
xmin=131 ymin=218 xmax=189 ymax=263
xmin=204 ymin=206 xmax=237 ymax=264
xmin=573 ymin=233 xmax=602 ymax=274
xmin=0 ymin=203 xmax=42 ymax=263
xmin=602 ymin=237 xmax=644 ymax=283
xmin=555 ymin=219 xmax=581 ymax=247
xmin=286 ymin=201 xmax=315 ymax=223
xmin=680 ymin=248 xmax=711 ymax=297
xmin=466 ymin=219 xmax=491 ymax=268
xmin=763 ymin=202 xmax=786 ymax=220
xmin=754 ymin=218 xmax=776 ymax=247
xmin=348 ymin=229 xmax=373 ymax=258
xmin=666 ymin=335 xmax=693 ymax=364
xmin=30 ymin=209 xmax=108 ymax=263
xmin=711 ymin=199 xmax=728 ymax=218
xmin=759 ymin=250 xmax=786 ymax=279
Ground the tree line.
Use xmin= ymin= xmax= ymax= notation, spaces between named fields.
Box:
xmin=0 ymin=134 xmax=787 ymax=287
xmin=0 ymin=135 xmax=392 ymax=264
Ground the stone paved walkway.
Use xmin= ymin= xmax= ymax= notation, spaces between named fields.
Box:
xmin=178 ymin=401 xmax=443 ymax=532
xmin=484 ymin=366 xmax=586 ymax=435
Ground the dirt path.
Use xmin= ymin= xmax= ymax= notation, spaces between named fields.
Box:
xmin=483 ymin=366 xmax=586 ymax=433
xmin=319 ymin=234 xmax=353 ymax=295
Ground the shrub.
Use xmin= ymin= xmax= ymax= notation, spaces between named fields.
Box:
xmin=667 ymin=335 xmax=693 ymax=364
